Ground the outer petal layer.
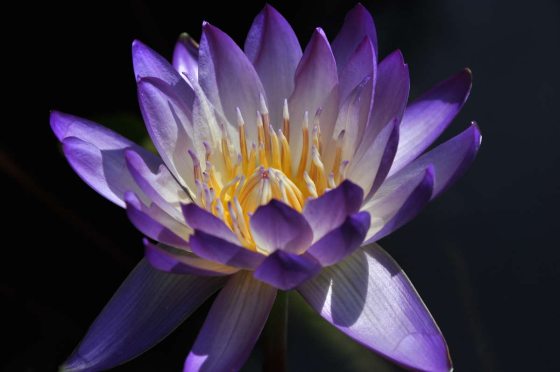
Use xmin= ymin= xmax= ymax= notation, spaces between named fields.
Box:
xmin=144 ymin=240 xmax=238 ymax=276
xmin=363 ymin=166 xmax=434 ymax=244
xmin=62 ymin=259 xmax=225 ymax=372
xmin=298 ymin=244 xmax=452 ymax=372
xmin=50 ymin=111 xmax=160 ymax=208
xmin=387 ymin=123 xmax=481 ymax=200
xmin=184 ymin=272 xmax=276 ymax=371
xmin=391 ymin=69 xmax=472 ymax=174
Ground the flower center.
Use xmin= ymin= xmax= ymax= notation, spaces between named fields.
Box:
xmin=189 ymin=97 xmax=349 ymax=251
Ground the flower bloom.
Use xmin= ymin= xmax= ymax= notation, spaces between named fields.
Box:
xmin=52 ymin=4 xmax=480 ymax=372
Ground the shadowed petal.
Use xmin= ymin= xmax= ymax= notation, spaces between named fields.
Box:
xmin=184 ymin=272 xmax=276 ymax=371
xmin=137 ymin=77 xmax=196 ymax=194
xmin=124 ymin=192 xmax=190 ymax=249
xmin=352 ymin=51 xmax=409 ymax=178
xmin=347 ymin=119 xmax=400 ymax=199
xmin=189 ymin=230 xmax=265 ymax=270
xmin=307 ymin=211 xmax=370 ymax=267
xmin=60 ymin=138 xmax=147 ymax=208
xmin=298 ymin=244 xmax=452 ymax=372
xmin=339 ymin=36 xmax=377 ymax=105
xmin=250 ymin=200 xmax=313 ymax=254
xmin=144 ymin=240 xmax=238 ymax=276
xmin=288 ymin=28 xmax=338 ymax=169
xmin=388 ymin=123 xmax=481 ymax=200
xmin=62 ymin=259 xmax=225 ymax=372
xmin=173 ymin=33 xmax=199 ymax=84
xmin=199 ymin=22 xmax=265 ymax=140
xmin=132 ymin=40 xmax=194 ymax=106
xmin=367 ymin=50 xmax=409 ymax=135
xmin=303 ymin=180 xmax=363 ymax=243
xmin=245 ymin=4 xmax=302 ymax=127
xmin=125 ymin=149 xmax=189 ymax=221
xmin=363 ymin=166 xmax=434 ymax=244
xmin=331 ymin=76 xmax=374 ymax=170
xmin=254 ymin=251 xmax=322 ymax=290
xmin=332 ymin=4 xmax=378 ymax=72
xmin=50 ymin=111 xmax=160 ymax=208
xmin=182 ymin=203 xmax=239 ymax=244
xmin=391 ymin=69 xmax=473 ymax=175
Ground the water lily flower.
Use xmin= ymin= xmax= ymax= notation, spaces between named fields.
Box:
xmin=52 ymin=4 xmax=480 ymax=372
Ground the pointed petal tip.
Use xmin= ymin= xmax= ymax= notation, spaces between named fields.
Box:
xmin=469 ymin=121 xmax=482 ymax=146
xmin=49 ymin=110 xmax=67 ymax=141
xmin=131 ymin=39 xmax=149 ymax=52
xmin=314 ymin=27 xmax=327 ymax=39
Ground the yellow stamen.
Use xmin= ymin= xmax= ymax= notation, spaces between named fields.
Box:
xmin=270 ymin=125 xmax=282 ymax=169
xmin=282 ymin=99 xmax=290 ymax=141
xmin=279 ymin=130 xmax=292 ymax=178
xmin=296 ymin=111 xmax=310 ymax=180
xmin=187 ymin=99 xmax=352 ymax=253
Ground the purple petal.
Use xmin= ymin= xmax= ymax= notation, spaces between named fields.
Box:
xmin=182 ymin=203 xmax=239 ymax=244
xmin=62 ymin=259 xmax=225 ymax=371
xmin=364 ymin=166 xmax=434 ymax=244
xmin=367 ymin=50 xmax=409 ymax=137
xmin=391 ymin=69 xmax=473 ymax=175
xmin=172 ymin=33 xmax=199 ymax=84
xmin=298 ymin=244 xmax=452 ymax=372
xmin=389 ymin=123 xmax=481 ymax=200
xmin=302 ymin=180 xmax=363 ymax=242
xmin=339 ymin=36 xmax=377 ymax=105
xmin=184 ymin=272 xmax=276 ymax=371
xmin=59 ymin=137 xmax=149 ymax=209
xmin=250 ymin=200 xmax=313 ymax=254
xmin=50 ymin=111 xmax=160 ymax=208
xmin=331 ymin=76 xmax=374 ymax=172
xmin=347 ymin=119 xmax=400 ymax=199
xmin=125 ymin=149 xmax=189 ymax=221
xmin=137 ymin=77 xmax=197 ymax=193
xmin=307 ymin=211 xmax=371 ymax=267
xmin=245 ymin=4 xmax=302 ymax=127
xmin=189 ymin=230 xmax=265 ymax=270
xmin=199 ymin=22 xmax=265 ymax=140
xmin=254 ymin=251 xmax=322 ymax=290
xmin=332 ymin=4 xmax=378 ymax=72
xmin=288 ymin=28 xmax=338 ymax=170
xmin=132 ymin=39 xmax=194 ymax=106
xmin=144 ymin=240 xmax=238 ymax=276
xmin=352 ymin=51 xmax=409 ymax=179
xmin=124 ymin=192 xmax=190 ymax=249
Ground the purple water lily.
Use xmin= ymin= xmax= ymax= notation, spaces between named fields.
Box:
xmin=52 ymin=4 xmax=480 ymax=372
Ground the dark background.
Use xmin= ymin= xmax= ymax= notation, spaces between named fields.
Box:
xmin=3 ymin=0 xmax=559 ymax=371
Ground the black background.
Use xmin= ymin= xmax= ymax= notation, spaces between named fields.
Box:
xmin=3 ymin=0 xmax=560 ymax=371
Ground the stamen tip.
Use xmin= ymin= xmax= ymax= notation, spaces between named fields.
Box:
xmin=283 ymin=99 xmax=289 ymax=119
xmin=259 ymin=94 xmax=269 ymax=114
